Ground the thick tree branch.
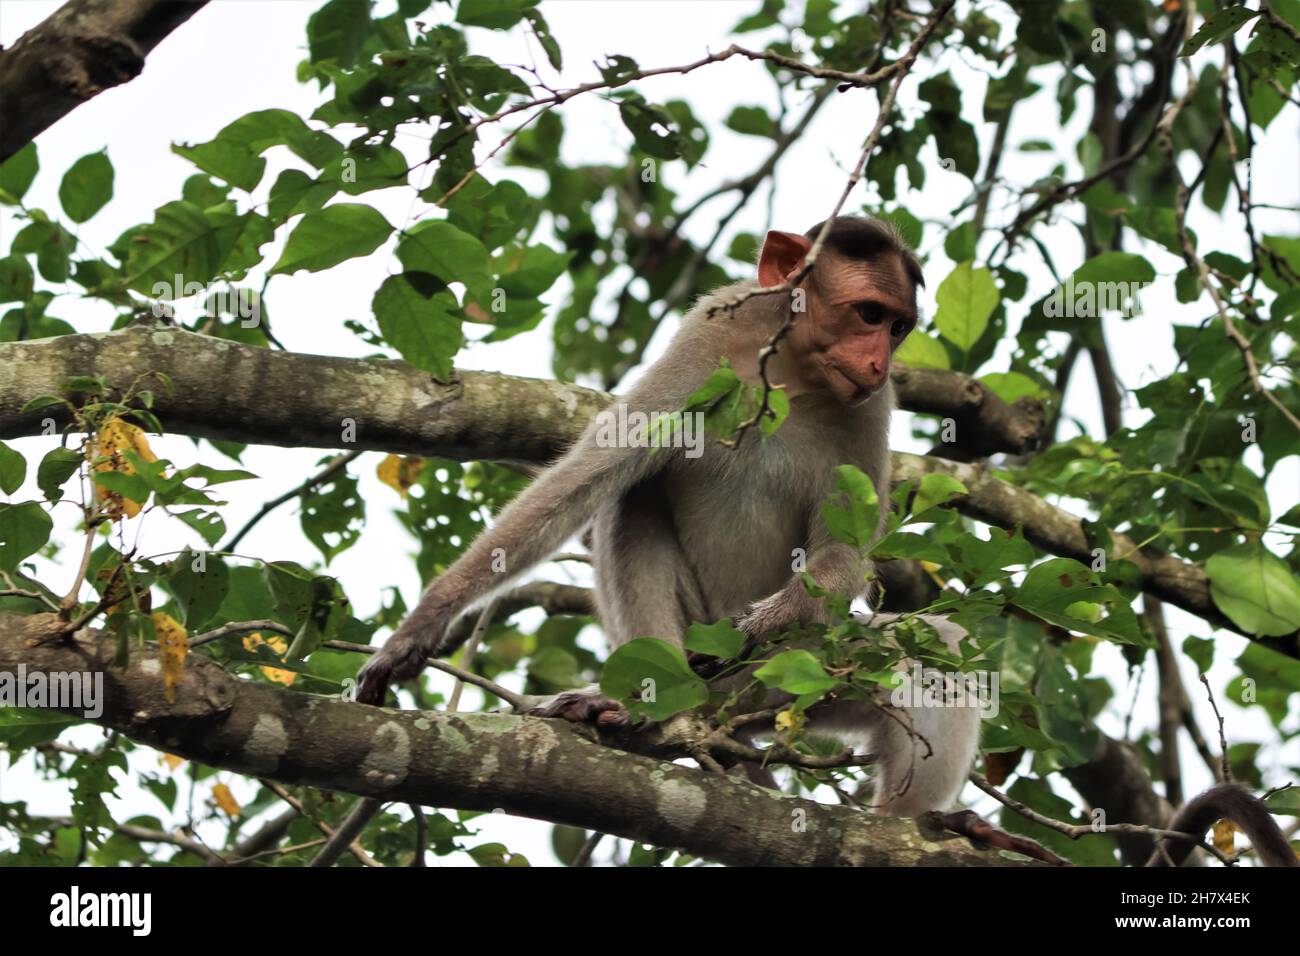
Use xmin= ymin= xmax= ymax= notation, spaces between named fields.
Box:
xmin=896 ymin=364 xmax=1045 ymax=460
xmin=0 ymin=0 xmax=208 ymax=162
xmin=0 ymin=325 xmax=1044 ymax=458
xmin=0 ymin=613 xmax=1033 ymax=867
xmin=889 ymin=454 xmax=1298 ymax=654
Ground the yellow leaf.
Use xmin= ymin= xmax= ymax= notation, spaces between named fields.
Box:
xmin=377 ymin=454 xmax=424 ymax=498
xmin=1212 ymin=818 xmax=1237 ymax=856
xmin=212 ymin=782 xmax=241 ymax=817
xmin=153 ymin=611 xmax=188 ymax=703
xmin=242 ymin=632 xmax=296 ymax=685
xmin=88 ymin=417 xmax=162 ymax=520
xmin=774 ymin=708 xmax=800 ymax=732
xmin=160 ymin=753 xmax=185 ymax=772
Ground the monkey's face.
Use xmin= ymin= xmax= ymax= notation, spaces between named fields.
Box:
xmin=797 ymin=253 xmax=917 ymax=407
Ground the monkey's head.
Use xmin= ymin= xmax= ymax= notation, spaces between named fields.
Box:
xmin=758 ymin=216 xmax=923 ymax=407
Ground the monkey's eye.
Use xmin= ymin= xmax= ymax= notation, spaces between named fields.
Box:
xmin=890 ymin=318 xmax=911 ymax=338
xmin=857 ymin=303 xmax=883 ymax=325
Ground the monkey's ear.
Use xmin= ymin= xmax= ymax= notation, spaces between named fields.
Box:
xmin=758 ymin=231 xmax=812 ymax=287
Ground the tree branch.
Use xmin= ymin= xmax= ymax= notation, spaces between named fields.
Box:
xmin=0 ymin=325 xmax=1046 ymax=458
xmin=0 ymin=0 xmax=208 ymax=161
xmin=0 ymin=612 xmax=1035 ymax=867
xmin=889 ymin=454 xmax=1298 ymax=654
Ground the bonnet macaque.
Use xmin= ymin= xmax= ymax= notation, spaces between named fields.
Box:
xmin=358 ymin=216 xmax=981 ymax=815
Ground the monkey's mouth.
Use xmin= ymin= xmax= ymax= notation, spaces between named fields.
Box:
xmin=829 ymin=365 xmax=874 ymax=404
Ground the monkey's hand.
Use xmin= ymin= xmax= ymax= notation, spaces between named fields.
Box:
xmin=355 ymin=606 xmax=453 ymax=706
xmin=734 ymin=587 xmax=820 ymax=640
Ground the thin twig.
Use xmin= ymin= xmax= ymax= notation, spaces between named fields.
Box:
xmin=969 ymin=772 xmax=1234 ymax=865
xmin=1199 ymin=673 xmax=1231 ymax=783
xmin=710 ymin=0 xmax=956 ymax=447
xmin=190 ymin=619 xmax=293 ymax=649
xmin=221 ymin=450 xmax=362 ymax=552
xmin=260 ymin=779 xmax=381 ymax=868
xmin=447 ymin=598 xmax=499 ymax=713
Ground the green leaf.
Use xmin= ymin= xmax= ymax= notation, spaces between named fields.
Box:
xmin=1266 ymin=787 xmax=1300 ymax=815
xmin=1206 ymin=542 xmax=1300 ymax=637
xmin=122 ymin=201 xmax=272 ymax=294
xmin=912 ymin=473 xmax=967 ymax=515
xmin=933 ymin=262 xmax=998 ymax=352
xmin=174 ymin=509 xmax=225 ymax=546
xmin=725 ymin=105 xmax=777 ymax=138
xmin=1014 ymin=558 xmax=1143 ymax=644
xmin=758 ymin=387 xmax=790 ymax=439
xmin=0 ymin=143 xmax=38 ymax=204
xmin=58 ymin=151 xmax=114 ymax=223
xmin=173 ymin=109 xmax=342 ymax=191
xmin=396 ymin=220 xmax=493 ymax=300
xmin=870 ymin=530 xmax=952 ymax=564
xmin=1072 ymin=250 xmax=1155 ymax=287
xmin=895 ymin=330 xmax=950 ymax=369
xmin=263 ymin=562 xmax=348 ymax=660
xmin=753 ymin=650 xmax=838 ymax=696
xmin=598 ymin=55 xmax=640 ymax=84
xmin=300 ymin=470 xmax=364 ymax=564
xmin=0 ymin=254 xmax=34 ymax=304
xmin=956 ymin=528 xmax=1035 ymax=586
xmin=36 ymin=447 xmax=81 ymax=501
xmin=494 ymin=243 xmax=569 ymax=298
xmin=1182 ymin=6 xmax=1261 ymax=57
xmin=373 ymin=273 xmax=465 ymax=380
xmin=270 ymin=203 xmax=392 ymax=275
xmin=979 ymin=371 xmax=1049 ymax=404
xmin=617 ymin=94 xmax=683 ymax=160
xmin=600 ymin=637 xmax=708 ymax=721
xmin=90 ymin=469 xmax=150 ymax=504
xmin=683 ymin=620 xmax=746 ymax=659
xmin=0 ymin=502 xmax=52 ymax=572
xmin=0 ymin=708 xmax=81 ymax=751
xmin=943 ymin=221 xmax=977 ymax=262
xmin=0 ymin=441 xmax=26 ymax=494
xmin=820 ymin=464 xmax=881 ymax=549
xmin=457 ymin=0 xmax=539 ymax=30
xmin=523 ymin=10 xmax=562 ymax=69
xmin=1182 ymin=636 xmax=1215 ymax=674
xmin=307 ymin=0 xmax=373 ymax=67
xmin=165 ymin=549 xmax=230 ymax=630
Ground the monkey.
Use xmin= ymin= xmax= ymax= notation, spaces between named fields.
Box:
xmin=356 ymin=215 xmax=983 ymax=816
xmin=1148 ymin=782 xmax=1298 ymax=867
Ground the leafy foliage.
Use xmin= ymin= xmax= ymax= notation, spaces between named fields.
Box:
xmin=1 ymin=0 xmax=1297 ymax=868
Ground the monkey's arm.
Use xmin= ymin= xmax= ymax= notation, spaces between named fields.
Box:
xmin=1147 ymin=783 xmax=1297 ymax=867
xmin=356 ymin=329 xmax=724 ymax=705
xmin=735 ymin=537 xmax=871 ymax=637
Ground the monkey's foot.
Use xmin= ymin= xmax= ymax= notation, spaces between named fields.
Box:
xmin=526 ymin=690 xmax=631 ymax=729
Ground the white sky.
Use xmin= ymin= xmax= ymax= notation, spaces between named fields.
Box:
xmin=0 ymin=0 xmax=1297 ymax=866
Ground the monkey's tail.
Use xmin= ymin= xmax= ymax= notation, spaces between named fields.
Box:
xmin=1147 ymin=782 xmax=1298 ymax=867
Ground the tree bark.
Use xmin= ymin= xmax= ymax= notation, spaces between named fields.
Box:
xmin=0 ymin=0 xmax=208 ymax=162
xmin=0 ymin=324 xmax=1044 ymax=457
